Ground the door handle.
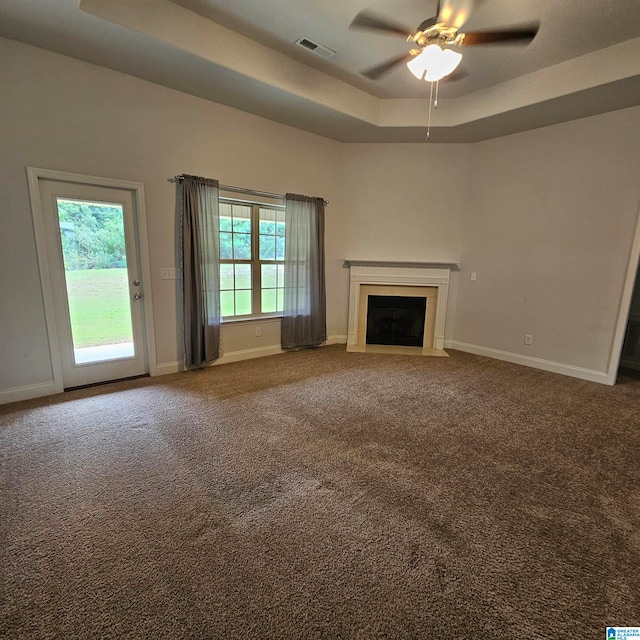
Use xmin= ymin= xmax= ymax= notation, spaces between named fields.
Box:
xmin=133 ymin=292 xmax=142 ymax=300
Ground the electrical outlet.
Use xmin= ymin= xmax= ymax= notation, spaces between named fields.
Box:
xmin=255 ymin=326 xmax=262 ymax=337
xmin=161 ymin=268 xmax=177 ymax=280
xmin=524 ymin=334 xmax=533 ymax=345
xmin=471 ymin=272 xmax=477 ymax=281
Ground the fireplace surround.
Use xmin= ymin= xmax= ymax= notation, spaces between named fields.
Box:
xmin=345 ymin=261 xmax=458 ymax=356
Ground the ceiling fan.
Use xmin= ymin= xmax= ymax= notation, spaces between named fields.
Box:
xmin=350 ymin=0 xmax=540 ymax=81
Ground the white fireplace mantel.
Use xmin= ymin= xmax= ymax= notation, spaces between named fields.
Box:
xmin=346 ymin=261 xmax=456 ymax=352
xmin=344 ymin=260 xmax=460 ymax=270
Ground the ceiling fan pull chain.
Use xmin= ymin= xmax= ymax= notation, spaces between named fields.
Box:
xmin=427 ymin=82 xmax=433 ymax=140
xmin=435 ymin=79 xmax=440 ymax=109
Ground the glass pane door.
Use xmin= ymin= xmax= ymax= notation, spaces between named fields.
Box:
xmin=56 ymin=198 xmax=135 ymax=364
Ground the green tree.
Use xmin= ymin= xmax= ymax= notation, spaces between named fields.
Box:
xmin=56 ymin=200 xmax=126 ymax=270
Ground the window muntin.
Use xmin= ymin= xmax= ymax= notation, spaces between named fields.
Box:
xmin=219 ymin=200 xmax=285 ymax=319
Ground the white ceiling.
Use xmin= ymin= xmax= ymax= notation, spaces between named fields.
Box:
xmin=1 ymin=0 xmax=640 ymax=142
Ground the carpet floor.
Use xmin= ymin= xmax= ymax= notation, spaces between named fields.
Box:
xmin=1 ymin=346 xmax=639 ymax=639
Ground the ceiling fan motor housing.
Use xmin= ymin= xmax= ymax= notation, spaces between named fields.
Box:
xmin=412 ymin=24 xmax=462 ymax=50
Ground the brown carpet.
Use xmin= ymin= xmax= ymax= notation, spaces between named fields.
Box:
xmin=1 ymin=346 xmax=639 ymax=639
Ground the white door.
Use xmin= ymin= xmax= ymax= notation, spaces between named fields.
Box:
xmin=39 ymin=179 xmax=148 ymax=388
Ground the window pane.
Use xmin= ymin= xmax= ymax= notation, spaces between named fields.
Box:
xmin=235 ymin=290 xmax=251 ymax=315
xmin=277 ymin=288 xmax=284 ymax=312
xmin=221 ymin=290 xmax=235 ymax=317
xmin=276 ymin=236 xmax=285 ymax=260
xmin=220 ymin=232 xmax=233 ymax=259
xmin=261 ymin=289 xmax=276 ymax=314
xmin=277 ymin=264 xmax=284 ymax=286
xmin=259 ymin=235 xmax=276 ymax=261
xmin=232 ymin=206 xmax=251 ymax=232
xmin=219 ymin=203 xmax=232 ymax=231
xmin=233 ymin=233 xmax=251 ymax=259
xmin=276 ymin=221 xmax=286 ymax=236
xmin=262 ymin=264 xmax=277 ymax=288
xmin=260 ymin=208 xmax=284 ymax=224
xmin=235 ymin=264 xmax=251 ymax=289
xmin=220 ymin=264 xmax=234 ymax=290
xmin=233 ymin=219 xmax=251 ymax=233
xmin=259 ymin=217 xmax=276 ymax=234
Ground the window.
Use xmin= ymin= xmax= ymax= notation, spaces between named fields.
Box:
xmin=219 ymin=199 xmax=285 ymax=319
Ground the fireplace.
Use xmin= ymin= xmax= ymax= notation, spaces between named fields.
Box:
xmin=345 ymin=260 xmax=458 ymax=356
xmin=366 ymin=295 xmax=427 ymax=347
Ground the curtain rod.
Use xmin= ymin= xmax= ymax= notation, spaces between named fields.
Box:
xmin=171 ymin=175 xmax=328 ymax=205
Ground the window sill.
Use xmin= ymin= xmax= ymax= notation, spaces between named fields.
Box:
xmin=221 ymin=314 xmax=283 ymax=325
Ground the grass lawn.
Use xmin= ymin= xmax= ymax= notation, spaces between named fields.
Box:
xmin=64 ymin=268 xmax=133 ymax=347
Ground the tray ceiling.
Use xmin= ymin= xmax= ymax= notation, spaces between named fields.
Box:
xmin=1 ymin=0 xmax=639 ymax=142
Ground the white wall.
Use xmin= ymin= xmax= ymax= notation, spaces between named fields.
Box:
xmin=455 ymin=107 xmax=640 ymax=375
xmin=2 ymin=35 xmax=639 ymax=402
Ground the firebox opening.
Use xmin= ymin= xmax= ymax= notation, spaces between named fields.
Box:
xmin=366 ymin=295 xmax=427 ymax=347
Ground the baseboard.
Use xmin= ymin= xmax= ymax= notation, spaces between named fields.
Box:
xmin=215 ymin=338 xmax=349 ymax=364
xmin=154 ymin=345 xmax=284 ymax=374
xmin=214 ymin=344 xmax=284 ymax=366
xmin=154 ymin=338 xmax=347 ymax=376
xmin=449 ymin=341 xmax=610 ymax=385
xmin=155 ymin=361 xmax=183 ymax=375
xmin=0 ymin=381 xmax=61 ymax=405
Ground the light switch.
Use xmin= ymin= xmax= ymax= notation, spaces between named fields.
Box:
xmin=471 ymin=272 xmax=477 ymax=281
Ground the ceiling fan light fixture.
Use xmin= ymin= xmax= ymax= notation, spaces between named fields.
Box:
xmin=406 ymin=44 xmax=462 ymax=82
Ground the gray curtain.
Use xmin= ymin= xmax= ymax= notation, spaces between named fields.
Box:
xmin=281 ymin=193 xmax=326 ymax=349
xmin=180 ymin=175 xmax=221 ymax=368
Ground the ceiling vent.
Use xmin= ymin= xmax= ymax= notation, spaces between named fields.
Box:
xmin=294 ymin=37 xmax=336 ymax=59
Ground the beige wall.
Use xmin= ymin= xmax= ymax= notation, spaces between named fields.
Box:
xmin=333 ymin=143 xmax=469 ymax=337
xmin=1 ymin=35 xmax=639 ymax=401
xmin=455 ymin=107 xmax=640 ymax=373
xmin=0 ymin=37 xmax=343 ymax=392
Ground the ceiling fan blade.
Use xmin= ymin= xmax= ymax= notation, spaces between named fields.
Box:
xmin=437 ymin=0 xmax=483 ymax=29
xmin=461 ymin=24 xmax=539 ymax=46
xmin=361 ymin=53 xmax=414 ymax=80
xmin=349 ymin=11 xmax=414 ymax=38
xmin=417 ymin=16 xmax=439 ymax=32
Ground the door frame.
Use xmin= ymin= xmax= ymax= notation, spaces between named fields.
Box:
xmin=607 ymin=198 xmax=640 ymax=384
xmin=27 ymin=167 xmax=157 ymax=393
